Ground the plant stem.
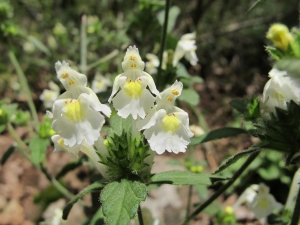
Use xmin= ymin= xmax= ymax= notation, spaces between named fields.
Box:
xmin=86 ymin=49 xmax=119 ymax=71
xmin=7 ymin=123 xmax=76 ymax=200
xmin=156 ymin=0 xmax=171 ymax=89
xmin=290 ymin=183 xmax=300 ymax=225
xmin=8 ymin=49 xmax=39 ymax=126
xmin=138 ymin=205 xmax=144 ymax=225
xmin=6 ymin=123 xmax=32 ymax=162
xmin=181 ymin=153 xmax=259 ymax=225
xmin=80 ymin=14 xmax=87 ymax=74
xmin=186 ymin=185 xmax=193 ymax=222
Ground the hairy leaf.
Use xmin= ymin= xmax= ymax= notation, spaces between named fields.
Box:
xmin=150 ymin=170 xmax=226 ymax=185
xmin=100 ymin=179 xmax=147 ymax=225
xmin=213 ymin=147 xmax=261 ymax=174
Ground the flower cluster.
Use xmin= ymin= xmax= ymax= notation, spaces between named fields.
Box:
xmin=110 ymin=46 xmax=194 ymax=154
xmin=261 ymin=68 xmax=300 ymax=115
xmin=48 ymin=61 xmax=111 ymax=178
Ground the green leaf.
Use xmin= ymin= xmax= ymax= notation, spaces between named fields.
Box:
xmin=1 ymin=146 xmax=15 ymax=165
xmin=150 ymin=170 xmax=226 ymax=185
xmin=29 ymin=137 xmax=50 ymax=165
xmin=27 ymin=35 xmax=51 ymax=56
xmin=63 ymin=181 xmax=105 ymax=220
xmin=247 ymin=0 xmax=266 ymax=14
xmin=213 ymin=147 xmax=260 ymax=174
xmin=230 ymin=99 xmax=248 ymax=113
xmin=100 ymin=179 xmax=147 ymax=225
xmin=275 ymin=59 xmax=300 ymax=75
xmin=178 ymin=89 xmax=199 ymax=106
xmin=265 ymin=46 xmax=283 ymax=60
xmin=56 ymin=156 xmax=88 ymax=179
xmin=89 ymin=207 xmax=105 ymax=225
xmin=156 ymin=6 xmax=180 ymax=33
xmin=109 ymin=115 xmax=132 ymax=136
xmin=176 ymin=63 xmax=190 ymax=77
xmin=190 ymin=127 xmax=247 ymax=146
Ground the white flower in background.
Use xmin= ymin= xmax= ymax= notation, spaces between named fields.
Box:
xmin=189 ymin=124 xmax=205 ymax=137
xmin=91 ymin=73 xmax=112 ymax=93
xmin=108 ymin=46 xmax=160 ymax=120
xmin=173 ymin=32 xmax=198 ymax=67
xmin=139 ymin=81 xmax=194 ymax=154
xmin=145 ymin=52 xmax=167 ymax=74
xmin=233 ymin=184 xmax=259 ymax=210
xmin=261 ymin=68 xmax=300 ymax=114
xmin=249 ymin=183 xmax=282 ymax=219
xmin=40 ymin=81 xmax=60 ymax=108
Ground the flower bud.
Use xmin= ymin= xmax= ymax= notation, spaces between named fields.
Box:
xmin=266 ymin=24 xmax=294 ymax=51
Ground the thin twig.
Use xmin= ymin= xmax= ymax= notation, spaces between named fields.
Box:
xmin=181 ymin=153 xmax=259 ymax=225
xmin=8 ymin=49 xmax=39 ymax=126
xmin=157 ymin=0 xmax=171 ymax=89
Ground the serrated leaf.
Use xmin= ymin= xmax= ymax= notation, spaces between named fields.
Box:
xmin=27 ymin=35 xmax=51 ymax=56
xmin=150 ymin=170 xmax=226 ymax=185
xmin=265 ymin=46 xmax=283 ymax=60
xmin=178 ymin=89 xmax=199 ymax=106
xmin=100 ymin=179 xmax=147 ymax=225
xmin=63 ymin=181 xmax=105 ymax=220
xmin=1 ymin=146 xmax=15 ymax=165
xmin=29 ymin=137 xmax=50 ymax=165
xmin=190 ymin=127 xmax=247 ymax=146
xmin=213 ymin=147 xmax=260 ymax=174
xmin=56 ymin=156 xmax=88 ymax=179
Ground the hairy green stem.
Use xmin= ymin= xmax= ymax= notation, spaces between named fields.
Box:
xmin=156 ymin=0 xmax=171 ymax=89
xmin=80 ymin=14 xmax=87 ymax=74
xmin=8 ymin=49 xmax=39 ymax=126
xmin=138 ymin=205 xmax=144 ymax=225
xmin=290 ymin=183 xmax=300 ymax=225
xmin=181 ymin=153 xmax=259 ymax=225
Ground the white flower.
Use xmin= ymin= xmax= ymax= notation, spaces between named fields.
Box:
xmin=233 ymin=184 xmax=259 ymax=210
xmin=108 ymin=46 xmax=160 ymax=120
xmin=52 ymin=93 xmax=107 ymax=147
xmin=40 ymin=81 xmax=60 ymax=108
xmin=55 ymin=60 xmax=87 ymax=93
xmin=173 ymin=32 xmax=198 ymax=67
xmin=249 ymin=183 xmax=282 ymax=219
xmin=261 ymin=68 xmax=300 ymax=114
xmin=51 ymin=135 xmax=110 ymax=179
xmin=145 ymin=52 xmax=167 ymax=74
xmin=140 ymin=81 xmax=194 ymax=154
xmin=91 ymin=73 xmax=112 ymax=93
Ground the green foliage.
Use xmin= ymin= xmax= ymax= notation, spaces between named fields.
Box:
xmin=276 ymin=59 xmax=300 ymax=75
xmin=157 ymin=5 xmax=180 ymax=33
xmin=55 ymin=156 xmax=88 ymax=179
xmin=37 ymin=116 xmax=56 ymax=139
xmin=213 ymin=146 xmax=260 ymax=174
xmin=150 ymin=170 xmax=226 ymax=185
xmin=1 ymin=146 xmax=15 ymax=165
xmin=63 ymin=181 xmax=105 ymax=220
xmin=190 ymin=127 xmax=247 ymax=146
xmin=178 ymin=89 xmax=200 ymax=106
xmin=100 ymin=179 xmax=147 ymax=225
xmin=230 ymin=97 xmax=261 ymax=121
xmin=29 ymin=137 xmax=50 ymax=165
xmin=100 ymin=115 xmax=151 ymax=181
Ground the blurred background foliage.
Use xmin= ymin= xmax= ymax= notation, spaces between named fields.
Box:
xmin=1 ymin=0 xmax=300 ymax=221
